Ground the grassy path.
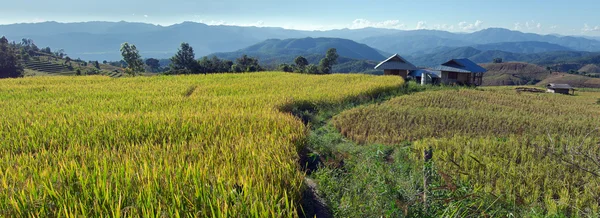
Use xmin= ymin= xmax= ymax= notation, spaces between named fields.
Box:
xmin=297 ymin=82 xmax=437 ymax=217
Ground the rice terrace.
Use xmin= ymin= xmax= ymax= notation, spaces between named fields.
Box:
xmin=0 ymin=73 xmax=403 ymax=216
xmin=3 ymin=1 xmax=600 ymax=217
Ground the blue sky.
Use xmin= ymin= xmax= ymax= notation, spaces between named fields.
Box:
xmin=2 ymin=0 xmax=600 ymax=36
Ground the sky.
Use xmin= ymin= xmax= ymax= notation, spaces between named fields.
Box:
xmin=2 ymin=0 xmax=600 ymax=36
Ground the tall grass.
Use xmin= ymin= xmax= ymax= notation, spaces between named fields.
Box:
xmin=333 ymin=88 xmax=600 ymax=216
xmin=0 ymin=72 xmax=403 ymax=217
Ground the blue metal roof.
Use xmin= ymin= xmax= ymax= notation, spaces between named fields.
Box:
xmin=432 ymin=58 xmax=487 ymax=73
xmin=409 ymin=69 xmax=441 ymax=78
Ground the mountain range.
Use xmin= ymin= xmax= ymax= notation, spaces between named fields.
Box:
xmin=2 ymin=21 xmax=600 ymax=62
xmin=406 ymin=47 xmax=600 ymax=67
xmin=360 ymin=28 xmax=600 ymax=55
xmin=212 ymin=37 xmax=384 ymax=64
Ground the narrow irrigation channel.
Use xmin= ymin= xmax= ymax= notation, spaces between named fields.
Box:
xmin=283 ymin=81 xmax=434 ymax=217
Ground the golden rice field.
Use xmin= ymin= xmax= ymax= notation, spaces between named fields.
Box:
xmin=0 ymin=72 xmax=403 ymax=217
xmin=334 ymin=88 xmax=600 ymax=216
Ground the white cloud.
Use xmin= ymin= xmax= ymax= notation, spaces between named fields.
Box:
xmin=197 ymin=19 xmax=267 ymax=28
xmin=514 ymin=20 xmax=544 ymax=31
xmin=253 ymin=20 xmax=265 ymax=27
xmin=583 ymin=24 xmax=600 ymax=32
xmin=199 ymin=20 xmax=228 ymax=25
xmin=144 ymin=15 xmax=148 ymax=18
xmin=416 ymin=21 xmax=427 ymax=30
xmin=432 ymin=24 xmax=454 ymax=31
xmin=350 ymin=19 xmax=406 ymax=29
xmin=525 ymin=20 xmax=542 ymax=29
xmin=281 ymin=23 xmax=343 ymax=31
xmin=550 ymin=25 xmax=558 ymax=29
xmin=514 ymin=22 xmax=522 ymax=30
xmin=458 ymin=20 xmax=483 ymax=31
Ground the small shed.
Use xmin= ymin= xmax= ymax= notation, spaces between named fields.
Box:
xmin=375 ymin=54 xmax=418 ymax=78
xmin=547 ymin=83 xmax=575 ymax=95
xmin=432 ymin=59 xmax=487 ymax=86
xmin=410 ymin=69 xmax=441 ymax=85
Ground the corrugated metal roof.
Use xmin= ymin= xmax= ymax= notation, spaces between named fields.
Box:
xmin=432 ymin=58 xmax=487 ymax=73
xmin=374 ymin=54 xmax=418 ymax=70
xmin=547 ymin=83 xmax=574 ymax=89
xmin=410 ymin=69 xmax=441 ymax=78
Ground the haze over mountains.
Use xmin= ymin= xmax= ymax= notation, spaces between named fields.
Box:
xmin=2 ymin=21 xmax=600 ymax=64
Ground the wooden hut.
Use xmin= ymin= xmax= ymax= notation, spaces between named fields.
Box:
xmin=432 ymin=59 xmax=487 ymax=86
xmin=374 ymin=54 xmax=417 ymax=78
xmin=547 ymin=83 xmax=575 ymax=95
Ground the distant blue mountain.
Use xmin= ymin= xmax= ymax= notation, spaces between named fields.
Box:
xmin=407 ymin=46 xmax=600 ymax=67
xmin=472 ymin=41 xmax=572 ymax=54
xmin=1 ymin=21 xmax=599 ymax=62
xmin=209 ymin=37 xmax=384 ymax=73
xmin=362 ymin=28 xmax=600 ymax=55
xmin=212 ymin=37 xmax=385 ymax=63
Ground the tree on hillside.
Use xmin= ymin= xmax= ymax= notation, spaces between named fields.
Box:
xmin=41 ymin=47 xmax=51 ymax=54
xmin=318 ymin=48 xmax=339 ymax=74
xmin=0 ymin=36 xmax=24 ymax=78
xmin=211 ymin=56 xmax=233 ymax=73
xmin=120 ymin=42 xmax=144 ymax=76
xmin=196 ymin=56 xmax=233 ymax=74
xmin=145 ymin=58 xmax=160 ymax=72
xmin=21 ymin=38 xmax=32 ymax=47
xmin=197 ymin=56 xmax=213 ymax=74
xmin=170 ymin=42 xmax=197 ymax=74
xmin=55 ymin=49 xmax=65 ymax=58
xmin=94 ymin=61 xmax=101 ymax=69
xmin=305 ymin=64 xmax=320 ymax=74
xmin=294 ymin=56 xmax=308 ymax=73
xmin=493 ymin=58 xmax=503 ymax=63
xmin=278 ymin=63 xmax=293 ymax=72
xmin=232 ymin=55 xmax=262 ymax=73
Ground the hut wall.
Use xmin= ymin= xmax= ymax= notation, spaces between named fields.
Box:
xmin=384 ymin=69 xmax=408 ymax=78
xmin=441 ymin=71 xmax=460 ymax=84
xmin=441 ymin=71 xmax=479 ymax=85
xmin=554 ymin=88 xmax=571 ymax=94
xmin=441 ymin=71 xmax=449 ymax=84
xmin=457 ymin=73 xmax=472 ymax=85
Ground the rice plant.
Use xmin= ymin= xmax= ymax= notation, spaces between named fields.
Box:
xmin=333 ymin=88 xmax=600 ymax=216
xmin=0 ymin=72 xmax=403 ymax=217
